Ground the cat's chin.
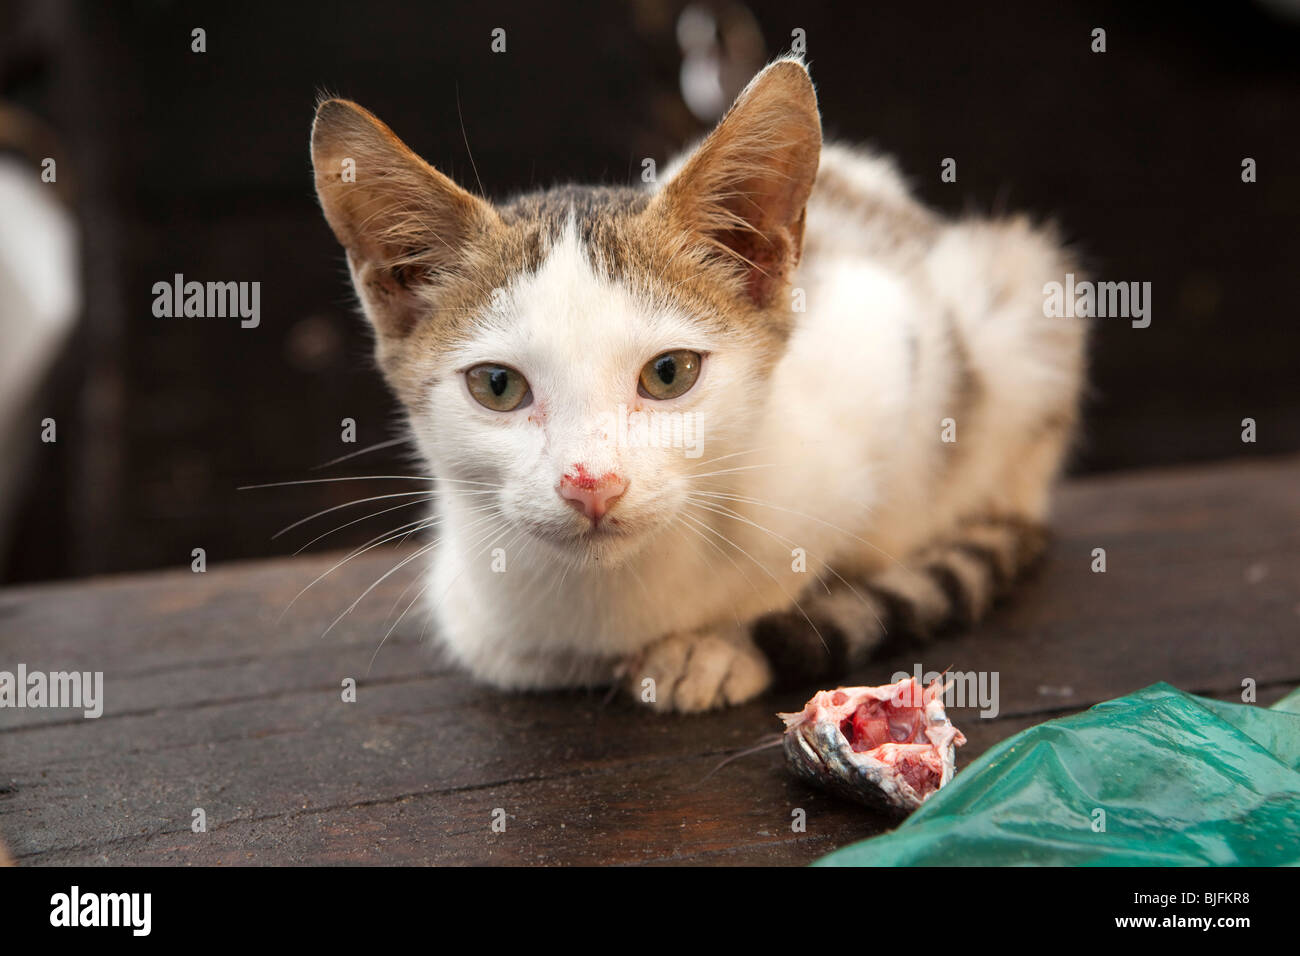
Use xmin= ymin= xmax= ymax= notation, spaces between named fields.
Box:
xmin=528 ymin=520 xmax=656 ymax=569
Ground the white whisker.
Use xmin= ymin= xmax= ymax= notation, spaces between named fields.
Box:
xmin=273 ymin=489 xmax=438 ymax=541
xmin=310 ymin=437 xmax=410 ymax=471
xmin=292 ymin=495 xmax=438 ymax=553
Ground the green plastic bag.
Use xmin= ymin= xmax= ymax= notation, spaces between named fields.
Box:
xmin=815 ymin=682 xmax=1300 ymax=866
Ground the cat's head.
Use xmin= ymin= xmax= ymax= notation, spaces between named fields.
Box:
xmin=311 ymin=59 xmax=821 ymax=566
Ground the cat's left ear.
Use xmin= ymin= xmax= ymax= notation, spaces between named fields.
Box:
xmin=655 ymin=58 xmax=822 ymax=308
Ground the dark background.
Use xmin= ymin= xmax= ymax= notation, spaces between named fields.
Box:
xmin=1 ymin=0 xmax=1297 ymax=583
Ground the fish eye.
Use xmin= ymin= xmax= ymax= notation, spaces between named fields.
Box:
xmin=466 ymin=363 xmax=532 ymax=411
xmin=638 ymin=350 xmax=702 ymax=400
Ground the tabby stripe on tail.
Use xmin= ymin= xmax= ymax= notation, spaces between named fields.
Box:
xmin=752 ymin=516 xmax=1048 ymax=686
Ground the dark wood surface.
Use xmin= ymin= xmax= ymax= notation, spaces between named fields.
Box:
xmin=2 ymin=454 xmax=1298 ymax=865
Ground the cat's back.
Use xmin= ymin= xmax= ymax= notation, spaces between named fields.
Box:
xmin=801 ymin=142 xmax=939 ymax=268
xmin=795 ymin=139 xmax=1087 ymax=452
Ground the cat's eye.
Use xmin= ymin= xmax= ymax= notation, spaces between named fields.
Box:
xmin=638 ymin=350 xmax=702 ymax=400
xmin=466 ymin=363 xmax=532 ymax=411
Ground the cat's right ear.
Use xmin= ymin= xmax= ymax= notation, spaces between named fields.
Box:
xmin=311 ymin=99 xmax=500 ymax=338
xmin=653 ymin=59 xmax=822 ymax=310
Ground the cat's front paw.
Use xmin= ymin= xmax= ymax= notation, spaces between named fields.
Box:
xmin=625 ymin=626 xmax=772 ymax=713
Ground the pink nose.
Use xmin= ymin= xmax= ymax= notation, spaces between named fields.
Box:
xmin=559 ymin=467 xmax=627 ymax=523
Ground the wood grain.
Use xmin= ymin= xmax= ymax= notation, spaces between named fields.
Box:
xmin=1 ymin=455 xmax=1298 ymax=865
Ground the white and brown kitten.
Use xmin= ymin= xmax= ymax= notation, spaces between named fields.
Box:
xmin=310 ymin=59 xmax=1087 ymax=712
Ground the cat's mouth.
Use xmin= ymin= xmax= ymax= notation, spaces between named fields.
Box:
xmin=569 ymin=517 xmax=633 ymax=547
xmin=581 ymin=516 xmax=627 ymax=536
xmin=518 ymin=513 xmax=629 ymax=540
xmin=516 ymin=510 xmax=650 ymax=564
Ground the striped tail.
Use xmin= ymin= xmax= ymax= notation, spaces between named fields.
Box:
xmin=751 ymin=516 xmax=1048 ymax=686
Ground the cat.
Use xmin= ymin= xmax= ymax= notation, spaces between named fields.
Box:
xmin=309 ymin=58 xmax=1088 ymax=712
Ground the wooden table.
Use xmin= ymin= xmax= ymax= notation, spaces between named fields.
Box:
xmin=2 ymin=456 xmax=1298 ymax=865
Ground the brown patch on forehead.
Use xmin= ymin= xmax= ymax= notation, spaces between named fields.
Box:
xmin=497 ymin=185 xmax=662 ymax=289
xmin=499 ymin=185 xmax=650 ymax=231
xmin=504 ymin=183 xmax=797 ymax=354
xmin=382 ymin=181 xmax=795 ymax=406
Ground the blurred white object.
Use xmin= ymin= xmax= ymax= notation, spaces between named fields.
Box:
xmin=0 ymin=152 xmax=80 ymax=565
xmin=676 ymin=2 xmax=765 ymax=123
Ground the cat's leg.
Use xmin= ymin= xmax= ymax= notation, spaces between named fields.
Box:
xmin=622 ymin=508 xmax=1047 ymax=710
xmin=748 ymin=393 xmax=1076 ymax=686
xmin=622 ymin=503 xmax=1052 ymax=709
xmin=624 ymin=623 xmax=773 ymax=713
xmin=750 ymin=513 xmax=1050 ymax=686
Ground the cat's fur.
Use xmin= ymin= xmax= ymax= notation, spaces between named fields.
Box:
xmin=310 ymin=59 xmax=1087 ymax=712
